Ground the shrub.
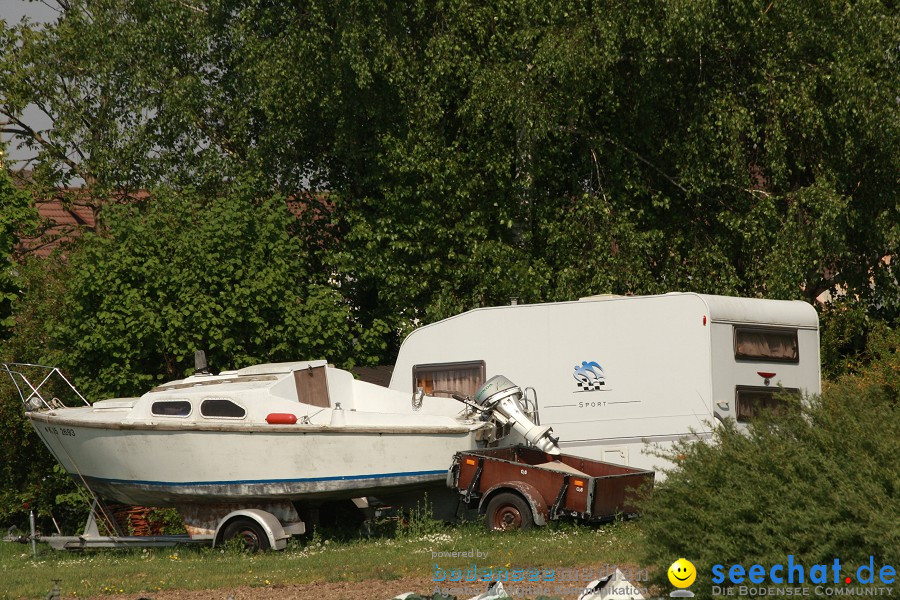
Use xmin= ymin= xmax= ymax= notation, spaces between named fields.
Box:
xmin=639 ymin=328 xmax=899 ymax=597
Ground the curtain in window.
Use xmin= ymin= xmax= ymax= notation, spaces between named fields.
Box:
xmin=414 ymin=364 xmax=484 ymax=398
xmin=735 ymin=330 xmax=798 ymax=361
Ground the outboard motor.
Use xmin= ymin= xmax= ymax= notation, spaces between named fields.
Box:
xmin=474 ymin=375 xmax=560 ymax=455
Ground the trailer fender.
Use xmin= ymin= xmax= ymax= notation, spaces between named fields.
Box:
xmin=213 ymin=509 xmax=289 ymax=551
xmin=478 ymin=482 xmax=548 ymax=526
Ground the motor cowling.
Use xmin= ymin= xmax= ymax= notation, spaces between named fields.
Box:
xmin=475 ymin=375 xmax=560 ymax=455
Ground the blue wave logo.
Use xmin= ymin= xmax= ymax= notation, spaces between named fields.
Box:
xmin=574 ymin=361 xmax=606 ymax=391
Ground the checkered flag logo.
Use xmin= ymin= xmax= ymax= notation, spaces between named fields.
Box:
xmin=574 ymin=360 xmax=606 ymax=391
xmin=577 ymin=379 xmax=605 ymax=391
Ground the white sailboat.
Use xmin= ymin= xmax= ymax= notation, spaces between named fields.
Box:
xmin=9 ymin=359 xmax=494 ymax=507
xmin=6 ymin=358 xmax=558 ymax=508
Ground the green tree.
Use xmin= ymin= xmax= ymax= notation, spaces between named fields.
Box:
xmin=0 ymin=255 xmax=75 ymax=532
xmin=0 ymin=163 xmax=35 ymax=335
xmin=2 ymin=1 xmax=897 ymax=361
xmin=41 ymin=181 xmax=368 ymax=400
xmin=328 ymin=0 xmax=898 ymax=339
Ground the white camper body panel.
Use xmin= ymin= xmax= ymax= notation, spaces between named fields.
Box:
xmin=390 ymin=293 xmax=821 ymax=472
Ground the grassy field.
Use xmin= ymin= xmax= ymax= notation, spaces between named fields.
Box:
xmin=0 ymin=519 xmax=646 ymax=599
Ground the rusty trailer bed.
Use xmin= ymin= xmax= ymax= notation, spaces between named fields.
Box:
xmin=449 ymin=446 xmax=654 ymax=527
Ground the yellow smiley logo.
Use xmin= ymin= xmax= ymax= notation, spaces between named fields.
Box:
xmin=667 ymin=558 xmax=697 ymax=588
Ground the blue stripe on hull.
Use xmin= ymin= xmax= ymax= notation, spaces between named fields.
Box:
xmin=89 ymin=469 xmax=447 ymax=488
xmin=81 ymin=470 xmax=450 ymax=506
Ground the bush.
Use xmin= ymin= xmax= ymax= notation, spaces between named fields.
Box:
xmin=49 ymin=182 xmax=365 ymax=401
xmin=639 ymin=328 xmax=899 ymax=597
xmin=0 ymin=382 xmax=85 ymax=533
xmin=818 ymin=300 xmax=897 ymax=380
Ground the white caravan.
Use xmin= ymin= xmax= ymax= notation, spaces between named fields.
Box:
xmin=390 ymin=293 xmax=821 ymax=472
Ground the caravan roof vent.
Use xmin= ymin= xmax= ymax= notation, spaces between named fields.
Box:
xmin=578 ymin=294 xmax=626 ymax=302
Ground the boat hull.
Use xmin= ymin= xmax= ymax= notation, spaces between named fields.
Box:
xmin=29 ymin=413 xmax=476 ymax=506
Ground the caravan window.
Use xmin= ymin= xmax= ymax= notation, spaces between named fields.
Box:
xmin=735 ymin=386 xmax=800 ymax=422
xmin=734 ymin=327 xmax=799 ymax=362
xmin=200 ymin=398 xmax=246 ymax=419
xmin=413 ymin=361 xmax=486 ymax=398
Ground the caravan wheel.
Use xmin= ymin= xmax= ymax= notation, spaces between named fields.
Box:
xmin=485 ymin=492 xmax=534 ymax=532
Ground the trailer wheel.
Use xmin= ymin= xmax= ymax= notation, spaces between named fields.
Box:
xmin=221 ymin=518 xmax=271 ymax=552
xmin=485 ymin=492 xmax=534 ymax=531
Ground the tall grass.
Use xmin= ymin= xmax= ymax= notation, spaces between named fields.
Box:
xmin=0 ymin=519 xmax=644 ymax=599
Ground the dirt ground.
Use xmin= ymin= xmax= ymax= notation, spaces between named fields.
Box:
xmin=85 ymin=577 xmax=435 ymax=600
xmin=82 ymin=564 xmax=649 ymax=600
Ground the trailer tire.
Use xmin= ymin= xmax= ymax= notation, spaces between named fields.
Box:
xmin=485 ymin=492 xmax=534 ymax=532
xmin=221 ymin=518 xmax=271 ymax=552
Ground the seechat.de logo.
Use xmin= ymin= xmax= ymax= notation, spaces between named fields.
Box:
xmin=711 ymin=555 xmax=896 ymax=586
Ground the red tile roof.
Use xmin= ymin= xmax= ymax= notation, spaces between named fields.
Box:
xmin=17 ymin=196 xmax=97 ymax=258
xmin=14 ymin=183 xmax=326 ymax=258
xmin=351 ymin=365 xmax=395 ymax=387
xmin=13 ymin=182 xmax=152 ymax=258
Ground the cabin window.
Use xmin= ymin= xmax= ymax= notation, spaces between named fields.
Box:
xmin=200 ymin=398 xmax=246 ymax=419
xmin=413 ymin=361 xmax=486 ymax=398
xmin=735 ymin=386 xmax=800 ymax=422
xmin=151 ymin=400 xmax=192 ymax=417
xmin=734 ymin=327 xmax=799 ymax=362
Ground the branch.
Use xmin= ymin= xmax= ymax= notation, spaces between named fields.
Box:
xmin=601 ymin=135 xmax=690 ymax=195
xmin=14 ymin=77 xmax=90 ymax=163
xmin=36 ymin=0 xmax=66 ymax=15
xmin=2 ymin=113 xmax=89 ymax=182
xmin=57 ymin=74 xmax=97 ymax=137
xmin=176 ymin=1 xmax=208 ymax=14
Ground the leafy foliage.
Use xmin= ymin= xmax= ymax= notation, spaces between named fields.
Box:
xmin=0 ymin=166 xmax=35 ymax=334
xmin=0 ymin=255 xmax=73 ymax=530
xmin=1 ymin=1 xmax=897 ymax=351
xmin=0 ymin=374 xmax=83 ymax=532
xmin=44 ymin=181 xmax=368 ymax=400
xmin=0 ymin=0 xmax=897 ymax=541
xmin=325 ymin=0 xmax=899 ymax=336
xmin=639 ymin=328 xmax=900 ymax=597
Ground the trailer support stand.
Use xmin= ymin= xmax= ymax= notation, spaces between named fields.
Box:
xmin=29 ymin=510 xmax=36 ymax=558
xmin=463 ymin=459 xmax=484 ymax=503
xmin=549 ymin=475 xmax=569 ymax=520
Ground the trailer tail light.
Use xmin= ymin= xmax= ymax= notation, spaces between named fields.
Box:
xmin=465 ymin=458 xmax=477 ymax=466
xmin=703 ymin=315 xmax=707 ymax=326
xmin=266 ymin=413 xmax=298 ymax=424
